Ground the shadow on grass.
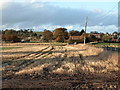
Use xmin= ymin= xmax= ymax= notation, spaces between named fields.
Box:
xmin=2 ymin=50 xmax=119 ymax=88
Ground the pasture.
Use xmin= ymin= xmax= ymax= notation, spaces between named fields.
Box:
xmin=1 ymin=43 xmax=119 ymax=88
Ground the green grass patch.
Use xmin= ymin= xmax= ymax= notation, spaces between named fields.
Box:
xmin=34 ymin=32 xmax=43 ymax=35
xmin=0 ymin=47 xmax=23 ymax=50
xmin=95 ymin=43 xmax=120 ymax=46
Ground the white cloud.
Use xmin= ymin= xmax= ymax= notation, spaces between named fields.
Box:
xmin=65 ymin=25 xmax=73 ymax=29
xmin=2 ymin=2 xmax=117 ymax=26
xmin=35 ymin=4 xmax=44 ymax=8
xmin=0 ymin=0 xmax=11 ymax=9
xmin=22 ymin=24 xmax=117 ymax=33
xmin=87 ymin=25 xmax=118 ymax=33
xmin=1 ymin=1 xmax=118 ymax=34
xmin=2 ymin=23 xmax=117 ymax=33
xmin=94 ymin=8 xmax=103 ymax=13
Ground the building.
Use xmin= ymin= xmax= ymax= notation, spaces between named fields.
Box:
xmin=69 ymin=36 xmax=83 ymax=40
xmin=89 ymin=33 xmax=101 ymax=39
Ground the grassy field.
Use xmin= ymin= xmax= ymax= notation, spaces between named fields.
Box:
xmin=94 ymin=43 xmax=120 ymax=46
xmin=0 ymin=47 xmax=22 ymax=50
xmin=1 ymin=43 xmax=119 ymax=88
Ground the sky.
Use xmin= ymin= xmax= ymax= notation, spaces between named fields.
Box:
xmin=0 ymin=0 xmax=119 ymax=33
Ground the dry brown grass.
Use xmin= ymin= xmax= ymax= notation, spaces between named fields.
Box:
xmin=5 ymin=43 xmax=117 ymax=76
xmin=2 ymin=45 xmax=47 ymax=61
xmin=2 ymin=43 xmax=119 ymax=88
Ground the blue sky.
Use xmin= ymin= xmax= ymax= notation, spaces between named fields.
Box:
xmin=49 ymin=2 xmax=117 ymax=11
xmin=0 ymin=0 xmax=119 ymax=33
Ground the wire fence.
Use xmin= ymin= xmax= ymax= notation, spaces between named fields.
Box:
xmin=90 ymin=44 xmax=120 ymax=52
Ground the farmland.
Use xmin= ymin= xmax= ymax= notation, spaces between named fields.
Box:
xmin=1 ymin=43 xmax=119 ymax=89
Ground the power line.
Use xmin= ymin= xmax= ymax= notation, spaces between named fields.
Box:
xmin=96 ymin=4 xmax=117 ymax=21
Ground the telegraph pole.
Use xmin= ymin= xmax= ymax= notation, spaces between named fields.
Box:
xmin=84 ymin=16 xmax=88 ymax=45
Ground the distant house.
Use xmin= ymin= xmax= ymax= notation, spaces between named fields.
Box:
xmin=68 ymin=36 xmax=84 ymax=44
xmin=69 ymin=36 xmax=83 ymax=40
xmin=89 ymin=33 xmax=101 ymax=39
xmin=110 ymin=34 xmax=120 ymax=42
xmin=21 ymin=38 xmax=30 ymax=43
xmin=111 ymin=38 xmax=120 ymax=42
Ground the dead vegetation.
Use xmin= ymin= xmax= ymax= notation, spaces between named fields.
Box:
xmin=1 ymin=43 xmax=119 ymax=89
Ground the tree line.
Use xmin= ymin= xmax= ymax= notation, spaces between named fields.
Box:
xmin=0 ymin=28 xmax=120 ymax=43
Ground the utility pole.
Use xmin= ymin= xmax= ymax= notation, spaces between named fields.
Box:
xmin=84 ymin=16 xmax=88 ymax=45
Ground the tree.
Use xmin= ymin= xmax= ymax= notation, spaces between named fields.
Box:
xmin=106 ymin=32 xmax=109 ymax=35
xmin=90 ymin=31 xmax=99 ymax=34
xmin=3 ymin=29 xmax=20 ymax=42
xmin=29 ymin=30 xmax=33 ymax=36
xmin=53 ymin=28 xmax=68 ymax=42
xmin=88 ymin=35 xmax=97 ymax=42
xmin=113 ymin=35 xmax=118 ymax=39
xmin=4 ymin=29 xmax=16 ymax=35
xmin=102 ymin=35 xmax=111 ymax=42
xmin=80 ymin=29 xmax=85 ymax=35
xmin=69 ymin=30 xmax=80 ymax=36
xmin=55 ymin=36 xmax=64 ymax=42
xmin=113 ymin=32 xmax=118 ymax=36
xmin=43 ymin=30 xmax=53 ymax=42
